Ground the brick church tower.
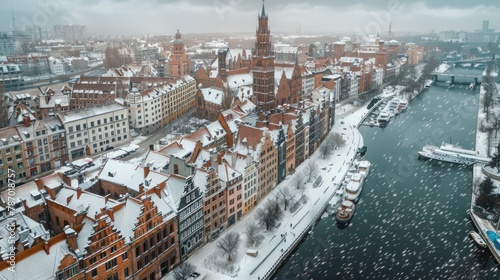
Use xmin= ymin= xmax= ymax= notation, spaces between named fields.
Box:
xmin=252 ymin=0 xmax=275 ymax=112
xmin=168 ymin=29 xmax=191 ymax=77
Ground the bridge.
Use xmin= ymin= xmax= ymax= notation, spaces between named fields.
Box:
xmin=430 ymin=71 xmax=484 ymax=84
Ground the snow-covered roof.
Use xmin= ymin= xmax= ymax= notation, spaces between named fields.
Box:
xmin=113 ymin=198 xmax=142 ymax=242
xmin=200 ymin=87 xmax=224 ymax=106
xmin=98 ymin=159 xmax=169 ymax=193
xmin=0 ymin=180 xmax=45 ymax=210
xmin=0 ymin=235 xmax=73 ymax=280
xmin=227 ymin=73 xmax=253 ymax=91
xmin=58 ymin=103 xmax=125 ymax=124
xmin=142 ymin=150 xmax=170 ymax=171
xmin=0 ymin=212 xmax=49 ymax=256
xmin=53 ymin=187 xmax=120 ymax=219
xmin=193 ymin=169 xmax=208 ymax=194
xmin=206 ymin=121 xmax=227 ymax=141
xmin=39 ymin=94 xmax=70 ymax=109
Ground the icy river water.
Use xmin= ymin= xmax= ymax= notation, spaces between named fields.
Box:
xmin=273 ymin=80 xmax=500 ymax=279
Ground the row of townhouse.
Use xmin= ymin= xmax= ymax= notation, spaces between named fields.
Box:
xmin=0 ymin=171 xmax=182 ymax=280
xmin=0 ymin=102 xmax=130 ymax=189
xmin=0 ymin=84 xmax=335 ymax=280
xmin=2 ymin=74 xmax=198 ymax=187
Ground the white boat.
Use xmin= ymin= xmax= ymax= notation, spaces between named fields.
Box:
xmin=336 ymin=200 xmax=356 ymax=224
xmin=417 ymin=142 xmax=491 ymax=165
xmin=357 ymin=160 xmax=371 ymax=178
xmin=327 ymin=189 xmax=344 ymax=215
xmin=470 ymin=231 xmax=487 ymax=248
xmin=344 ymin=173 xmax=364 ymax=202
xmin=424 ymin=79 xmax=433 ymax=88
xmin=398 ymin=99 xmax=408 ymax=111
xmin=377 ymin=110 xmax=391 ymax=125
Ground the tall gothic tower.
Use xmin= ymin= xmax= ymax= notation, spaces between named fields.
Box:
xmin=252 ymin=0 xmax=275 ymax=112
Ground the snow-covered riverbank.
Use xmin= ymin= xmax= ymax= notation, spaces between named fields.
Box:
xmin=162 ymin=102 xmax=373 ymax=280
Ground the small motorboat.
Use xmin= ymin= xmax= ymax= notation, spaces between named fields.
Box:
xmin=470 ymin=231 xmax=487 ymax=248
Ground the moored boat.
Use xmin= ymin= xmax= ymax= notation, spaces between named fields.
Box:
xmin=336 ymin=200 xmax=355 ymax=224
xmin=357 ymin=160 xmax=371 ymax=178
xmin=417 ymin=142 xmax=490 ymax=165
xmin=344 ymin=173 xmax=364 ymax=202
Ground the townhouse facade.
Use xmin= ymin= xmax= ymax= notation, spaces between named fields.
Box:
xmin=58 ymin=103 xmax=129 ymax=161
xmin=125 ymin=75 xmax=196 ymax=135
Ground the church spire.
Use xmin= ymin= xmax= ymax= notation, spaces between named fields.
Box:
xmin=260 ymin=0 xmax=267 ymax=18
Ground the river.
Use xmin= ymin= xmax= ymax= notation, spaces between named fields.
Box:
xmin=273 ymin=79 xmax=500 ymax=279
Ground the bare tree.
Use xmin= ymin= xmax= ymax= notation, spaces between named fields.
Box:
xmin=325 ymin=134 xmax=336 ymax=150
xmin=173 ymin=262 xmax=196 ymax=280
xmin=256 ymin=198 xmax=283 ymax=231
xmin=304 ymin=161 xmax=319 ymax=182
xmin=292 ymin=171 xmax=305 ymax=190
xmin=482 ymin=88 xmax=493 ymax=119
xmin=276 ymin=185 xmax=295 ymax=211
xmin=244 ymin=221 xmax=263 ymax=247
xmin=492 ymin=114 xmax=500 ymax=138
xmin=319 ymin=143 xmax=332 ymax=159
xmin=331 ymin=132 xmax=346 ymax=149
xmin=217 ymin=232 xmax=240 ymax=262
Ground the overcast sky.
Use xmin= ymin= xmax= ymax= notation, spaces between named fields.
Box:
xmin=1 ymin=0 xmax=500 ymax=36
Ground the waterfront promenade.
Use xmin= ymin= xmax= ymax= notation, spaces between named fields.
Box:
xmin=162 ymin=102 xmax=371 ymax=280
xmin=471 ymin=83 xmax=500 ymax=264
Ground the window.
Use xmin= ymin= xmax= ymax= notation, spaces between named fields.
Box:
xmin=122 ymin=252 xmax=128 ymax=260
xmin=91 ymin=269 xmax=97 ymax=278
xmin=105 ymin=258 xmax=117 ymax=270
xmin=111 ymin=245 xmax=116 ymax=253
xmin=124 ymin=268 xmax=129 ymax=278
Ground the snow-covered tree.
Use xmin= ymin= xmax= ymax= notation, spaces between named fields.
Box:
xmin=217 ymin=232 xmax=240 ymax=262
xmin=173 ymin=262 xmax=196 ymax=280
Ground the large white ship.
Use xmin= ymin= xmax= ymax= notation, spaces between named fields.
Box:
xmin=418 ymin=142 xmax=490 ymax=165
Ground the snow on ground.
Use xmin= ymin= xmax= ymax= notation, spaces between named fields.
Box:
xmin=162 ymin=102 xmax=373 ymax=280
xmin=471 ymin=82 xmax=500 ymax=262
xmin=434 ymin=63 xmax=452 ymax=73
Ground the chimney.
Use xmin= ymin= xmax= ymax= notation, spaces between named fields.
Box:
xmin=21 ymin=199 xmax=28 ymax=211
xmin=64 ymin=226 xmax=78 ymax=251
xmin=76 ymin=187 xmax=82 ymax=199
xmin=44 ymin=241 xmax=50 ymax=255
xmin=149 ymin=144 xmax=154 ymax=151
xmin=217 ymin=153 xmax=222 ymax=164
xmin=23 ymin=115 xmax=31 ymax=127
xmin=144 ymin=166 xmax=150 ymax=178
xmin=153 ymin=186 xmax=161 ymax=197
xmin=139 ymin=183 xmax=144 ymax=194
xmin=210 ymin=149 xmax=218 ymax=171
xmin=66 ymin=194 xmax=74 ymax=205
xmin=45 ymin=94 xmax=51 ymax=104
xmin=106 ymin=208 xmax=114 ymax=221
xmin=104 ymin=193 xmax=110 ymax=204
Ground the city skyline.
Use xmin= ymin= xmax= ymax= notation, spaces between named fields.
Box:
xmin=1 ymin=0 xmax=500 ymax=36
